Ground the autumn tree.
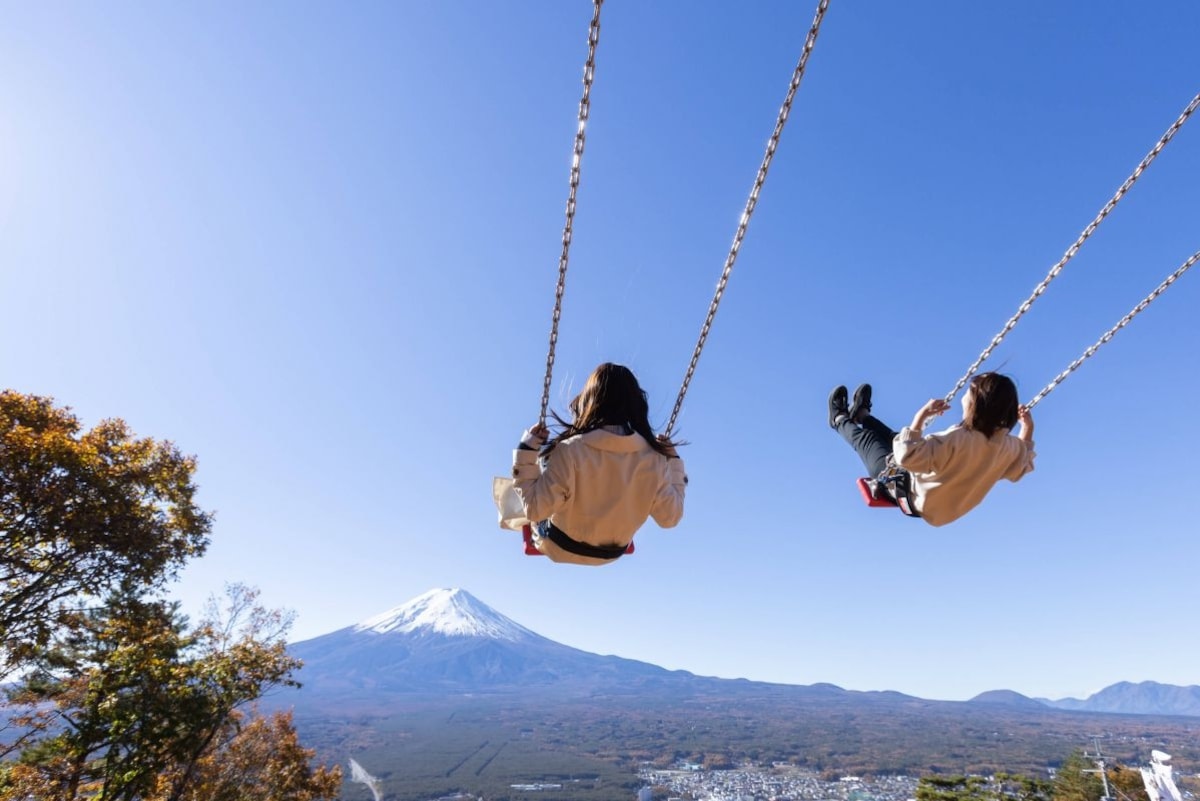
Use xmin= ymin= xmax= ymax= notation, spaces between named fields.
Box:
xmin=0 ymin=392 xmax=337 ymax=800
xmin=1050 ymin=752 xmax=1151 ymax=801
xmin=0 ymin=391 xmax=211 ymax=680
xmin=0 ymin=585 xmax=334 ymax=801
xmin=6 ymin=596 xmax=200 ymax=799
xmin=149 ymin=710 xmax=341 ymax=801
xmin=1108 ymin=764 xmax=1151 ymax=801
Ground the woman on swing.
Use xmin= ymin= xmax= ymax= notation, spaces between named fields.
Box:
xmin=512 ymin=363 xmax=687 ymax=565
xmin=829 ymin=372 xmax=1035 ymax=526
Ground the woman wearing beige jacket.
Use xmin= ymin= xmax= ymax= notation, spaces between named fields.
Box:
xmin=512 ymin=363 xmax=687 ymax=565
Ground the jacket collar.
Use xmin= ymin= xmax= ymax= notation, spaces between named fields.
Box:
xmin=572 ymin=427 xmax=649 ymax=453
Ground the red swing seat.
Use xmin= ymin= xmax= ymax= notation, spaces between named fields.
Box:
xmin=521 ymin=524 xmax=635 ymax=556
xmin=522 ymin=524 xmax=541 ymax=555
xmin=856 ymin=477 xmax=897 ymax=508
xmin=856 ymin=477 xmax=920 ymax=517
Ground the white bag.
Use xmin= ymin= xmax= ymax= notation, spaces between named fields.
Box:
xmin=492 ymin=476 xmax=529 ymax=531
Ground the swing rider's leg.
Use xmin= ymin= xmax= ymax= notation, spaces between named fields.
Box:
xmin=830 ymin=383 xmax=895 ymax=478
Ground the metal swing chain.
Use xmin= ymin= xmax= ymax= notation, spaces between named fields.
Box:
xmin=540 ymin=0 xmax=603 ymax=427
xmin=664 ymin=0 xmax=831 ymax=437
xmin=943 ymin=90 xmax=1200 ymax=405
xmin=1023 ymin=249 xmax=1200 ymax=411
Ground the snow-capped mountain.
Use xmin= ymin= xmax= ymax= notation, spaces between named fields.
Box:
xmin=288 ymin=588 xmax=692 ymax=700
xmin=353 ymin=588 xmax=536 ymax=641
xmin=288 ymin=589 xmax=1200 ymax=718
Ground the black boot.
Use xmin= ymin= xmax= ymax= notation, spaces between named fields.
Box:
xmin=849 ymin=384 xmax=872 ymax=424
xmin=828 ymin=385 xmax=849 ymax=428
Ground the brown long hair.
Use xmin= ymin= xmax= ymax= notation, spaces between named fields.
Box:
xmin=965 ymin=372 xmax=1020 ymax=438
xmin=543 ymin=363 xmax=676 ymax=457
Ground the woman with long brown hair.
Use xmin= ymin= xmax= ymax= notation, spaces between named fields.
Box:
xmin=511 ymin=363 xmax=686 ymax=565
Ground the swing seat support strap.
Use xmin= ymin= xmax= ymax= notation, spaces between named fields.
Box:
xmin=522 ymin=523 xmax=635 ymax=558
xmin=857 ymin=471 xmax=921 ymax=518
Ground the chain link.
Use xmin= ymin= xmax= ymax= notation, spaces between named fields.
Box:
xmin=540 ymin=0 xmax=603 ymax=426
xmin=944 ymin=90 xmax=1200 ymax=405
xmin=664 ymin=0 xmax=830 ymax=437
xmin=1023 ymin=249 xmax=1199 ymax=410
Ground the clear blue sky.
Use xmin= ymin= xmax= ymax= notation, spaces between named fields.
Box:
xmin=3 ymin=2 xmax=1198 ymax=702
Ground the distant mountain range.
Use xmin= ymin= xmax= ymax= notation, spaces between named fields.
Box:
xmin=1041 ymin=682 xmax=1200 ymax=716
xmin=970 ymin=684 xmax=1200 ymax=716
xmin=289 ymin=588 xmax=1199 ymax=718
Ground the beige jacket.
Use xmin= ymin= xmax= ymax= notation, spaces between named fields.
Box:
xmin=512 ymin=428 xmax=687 ymax=565
xmin=893 ymin=424 xmax=1034 ymax=527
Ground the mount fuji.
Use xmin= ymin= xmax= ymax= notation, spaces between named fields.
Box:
xmin=288 ymin=588 xmax=704 ymax=699
xmin=287 ymin=588 xmax=1200 ymax=719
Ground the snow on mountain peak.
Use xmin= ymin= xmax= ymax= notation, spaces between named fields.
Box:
xmin=353 ymin=588 xmax=535 ymax=641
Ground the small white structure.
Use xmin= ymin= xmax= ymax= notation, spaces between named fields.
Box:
xmin=349 ymin=758 xmax=383 ymax=801
xmin=1140 ymin=750 xmax=1184 ymax=801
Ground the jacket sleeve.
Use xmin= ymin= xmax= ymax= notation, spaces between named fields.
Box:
xmin=650 ymin=457 xmax=687 ymax=529
xmin=892 ymin=426 xmax=953 ymax=474
xmin=1003 ymin=437 xmax=1036 ymax=482
xmin=512 ymin=444 xmax=572 ymax=523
